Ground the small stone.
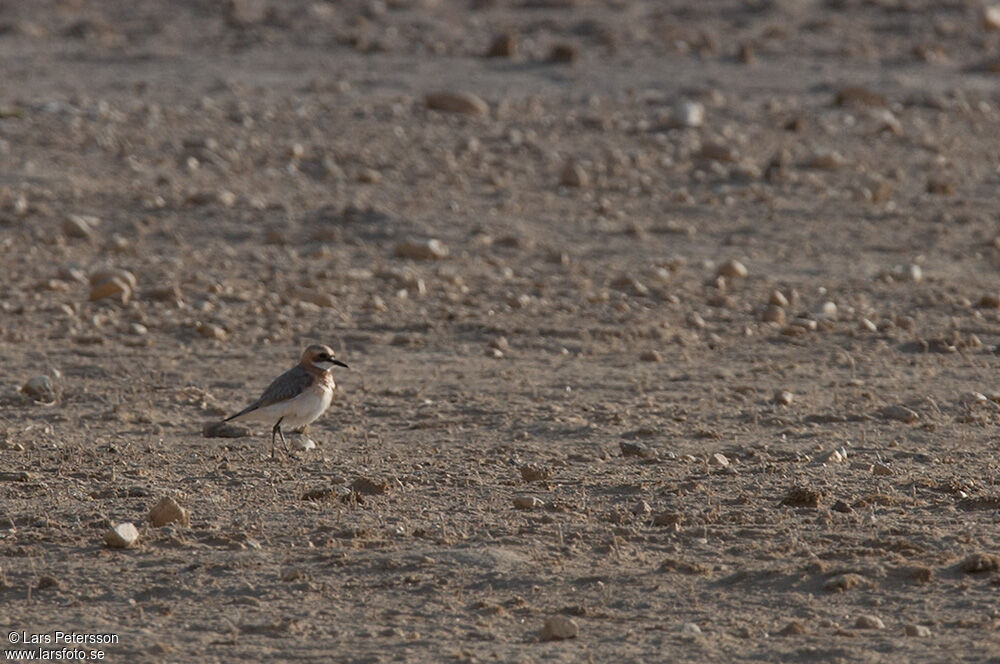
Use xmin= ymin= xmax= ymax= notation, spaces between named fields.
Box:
xmin=547 ymin=43 xmax=578 ymax=64
xmin=905 ymin=624 xmax=932 ymax=638
xmin=425 ymin=91 xmax=488 ymax=116
xmin=351 ymin=477 xmax=391 ymax=496
xmin=781 ymin=486 xmax=821 ymax=508
xmin=632 ymin=500 xmax=652 ymax=516
xmin=540 ymin=616 xmax=578 ymax=641
xmin=716 ymin=259 xmax=748 ymax=279
xmin=854 ymin=615 xmax=885 ymax=630
xmin=639 ymin=350 xmax=663 ymax=363
xmin=979 ymin=294 xmax=1000 ymax=309
xmin=395 ymin=239 xmax=449 ymax=260
xmin=817 ymin=301 xmax=838 ymax=319
xmin=196 ymin=322 xmax=228 ymax=341
xmin=872 ymin=463 xmax=894 ymax=476
xmin=620 ymin=441 xmax=657 ymax=458
xmin=711 ymin=453 xmax=730 ymax=467
xmin=671 ymin=100 xmax=705 ymax=128
xmin=880 ymin=404 xmax=919 ymax=423
xmin=699 ymin=142 xmax=739 ymax=163
xmin=513 ymin=496 xmax=544 ymax=511
xmin=63 ymin=214 xmax=98 ymax=239
xmin=21 ymin=375 xmax=57 ymax=403
xmin=926 ymin=179 xmax=955 ymax=196
xmin=104 ymin=523 xmax=140 ymax=549
xmin=203 ymin=421 xmax=251 ymax=438
xmin=776 ymin=620 xmax=806 ymax=636
xmin=835 ymin=86 xmax=888 ymax=108
xmin=961 ymin=552 xmax=1000 ymax=573
xmin=486 ymin=33 xmax=517 ymax=58
xmin=985 ymin=5 xmax=1000 ymax=30
xmin=831 ymin=499 xmax=852 ymax=512
xmin=149 ymin=497 xmax=190 ymax=527
xmin=560 ymin=159 xmax=589 ymax=188
xmin=808 ymin=150 xmax=847 ymax=170
xmin=860 ymin=318 xmax=878 ymax=333
xmin=293 ymin=436 xmax=316 ymax=451
xmin=773 ymin=390 xmax=793 ymax=406
xmin=687 ymin=312 xmax=706 ymax=329
xmin=89 ymin=276 xmax=132 ymax=304
xmin=681 ymin=622 xmax=702 ymax=635
xmin=519 ymin=464 xmax=552 ymax=482
xmin=762 ymin=304 xmax=786 ymax=325
xmin=825 ymin=449 xmax=847 ymax=464
xmin=768 ymin=290 xmax=789 ymax=307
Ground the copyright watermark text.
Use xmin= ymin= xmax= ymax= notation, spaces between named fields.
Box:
xmin=5 ymin=632 xmax=118 ymax=660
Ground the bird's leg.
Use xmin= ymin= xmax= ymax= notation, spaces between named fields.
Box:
xmin=271 ymin=417 xmax=284 ymax=459
xmin=277 ymin=421 xmax=289 ymax=455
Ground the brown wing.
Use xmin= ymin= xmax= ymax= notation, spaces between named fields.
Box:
xmin=225 ymin=365 xmax=313 ymax=421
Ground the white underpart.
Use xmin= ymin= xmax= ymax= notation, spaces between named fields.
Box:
xmin=312 ymin=359 xmax=337 ymax=371
xmin=234 ymin=385 xmax=333 ymax=429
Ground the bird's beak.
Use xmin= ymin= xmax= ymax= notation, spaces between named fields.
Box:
xmin=333 ymin=359 xmax=349 ymax=368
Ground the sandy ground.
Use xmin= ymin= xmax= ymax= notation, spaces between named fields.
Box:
xmin=4 ymin=1 xmax=1000 ymax=661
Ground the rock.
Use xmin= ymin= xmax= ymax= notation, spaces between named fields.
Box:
xmin=926 ymin=179 xmax=955 ymax=196
xmin=699 ymin=142 xmax=739 ymax=163
xmin=681 ymin=622 xmax=702 ymax=635
xmin=519 ymin=464 xmax=552 ymax=482
xmin=89 ymin=276 xmax=132 ymax=304
xmin=21 ymin=375 xmax=57 ymax=403
xmin=620 ymin=441 xmax=657 ymax=459
xmin=835 ymin=86 xmax=888 ymax=108
xmin=762 ymin=304 xmax=786 ymax=325
xmin=513 ymin=496 xmax=544 ymax=511
xmin=716 ymin=259 xmax=747 ymax=279
xmin=293 ymin=436 xmax=316 ymax=451
xmin=880 ymin=404 xmax=919 ymax=423
xmin=104 ymin=523 xmax=140 ymax=549
xmin=63 ymin=214 xmax=99 ymax=239
xmin=687 ymin=312 xmax=706 ymax=329
xmin=632 ymin=500 xmax=652 ymax=516
xmin=351 ymin=477 xmax=391 ymax=496
xmin=961 ymin=552 xmax=1000 ymax=573
xmin=905 ymin=624 xmax=932 ymax=638
xmin=773 ymin=390 xmax=793 ymax=406
xmin=768 ymin=290 xmax=789 ymax=307
xmin=560 ymin=159 xmax=589 ymax=188
xmin=395 ymin=239 xmax=449 ymax=260
xmin=872 ymin=463 xmax=893 ymax=476
xmin=671 ymin=100 xmax=705 ymax=128
xmin=825 ymin=449 xmax=847 ymax=464
xmin=196 ymin=322 xmax=228 ymax=341
xmin=781 ymin=486 xmax=821 ymax=508
xmin=149 ymin=496 xmax=190 ymax=527
xmin=425 ymin=91 xmax=489 ymax=116
xmin=711 ymin=453 xmax=730 ymax=467
xmin=639 ymin=350 xmax=663 ymax=363
xmin=203 ymin=421 xmax=251 ymax=438
xmin=985 ymin=5 xmax=1000 ymax=30
xmin=860 ymin=318 xmax=878 ymax=333
xmin=540 ymin=616 xmax=578 ymax=641
xmin=807 ymin=150 xmax=847 ymax=170
xmin=979 ymin=294 xmax=1000 ymax=309
xmin=854 ymin=615 xmax=885 ymax=630
xmin=486 ymin=33 xmax=517 ymax=58
xmin=548 ymin=43 xmax=579 ymax=64
xmin=776 ymin=620 xmax=806 ymax=636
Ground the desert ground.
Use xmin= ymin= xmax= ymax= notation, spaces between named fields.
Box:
xmin=3 ymin=0 xmax=1000 ymax=661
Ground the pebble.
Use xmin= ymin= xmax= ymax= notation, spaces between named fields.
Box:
xmin=63 ymin=214 xmax=99 ymax=239
xmin=762 ymin=305 xmax=786 ymax=325
xmin=860 ymin=318 xmax=878 ymax=333
xmin=768 ymin=290 xmax=789 ymax=307
xmin=197 ymin=322 xmax=228 ymax=341
xmin=825 ymin=449 xmax=847 ymax=464
xmin=671 ymin=100 xmax=705 ymax=128
xmin=632 ymin=500 xmax=652 ymax=516
xmin=519 ymin=464 xmax=552 ymax=482
xmin=716 ymin=259 xmax=747 ymax=279
xmin=687 ymin=312 xmax=706 ymax=329
xmin=854 ymin=615 xmax=885 ymax=630
xmin=872 ymin=463 xmax=894 ymax=476
xmin=808 ymin=150 xmax=847 ymax=170
xmin=620 ymin=441 xmax=657 ymax=458
xmin=639 ymin=350 xmax=663 ymax=363
xmin=21 ymin=375 xmax=57 ymax=403
xmin=681 ymin=622 xmax=702 ymax=635
xmin=540 ymin=616 xmax=578 ymax=641
xmin=711 ymin=453 xmax=730 ymax=467
xmin=560 ymin=159 xmax=589 ymax=188
xmin=986 ymin=5 xmax=1000 ymax=30
xmin=293 ymin=436 xmax=316 ymax=451
xmin=425 ymin=91 xmax=489 ymax=116
xmin=149 ymin=496 xmax=190 ymax=527
xmin=904 ymin=624 xmax=932 ymax=638
xmin=699 ymin=142 xmax=739 ymax=163
xmin=351 ymin=477 xmax=391 ymax=496
xmin=395 ymin=239 xmax=449 ymax=260
xmin=104 ymin=522 xmax=140 ymax=549
xmin=486 ymin=33 xmax=517 ymax=58
xmin=817 ymin=301 xmax=838 ymax=319
xmin=513 ymin=496 xmax=544 ymax=511
xmin=961 ymin=552 xmax=1000 ymax=573
xmin=89 ymin=276 xmax=132 ymax=304
xmin=548 ymin=43 xmax=579 ymax=64
xmin=203 ymin=421 xmax=250 ymax=438
xmin=773 ymin=390 xmax=793 ymax=406
xmin=880 ymin=404 xmax=919 ymax=423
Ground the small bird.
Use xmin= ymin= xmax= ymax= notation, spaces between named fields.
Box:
xmin=224 ymin=344 xmax=348 ymax=458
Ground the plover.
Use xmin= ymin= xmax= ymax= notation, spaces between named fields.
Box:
xmin=224 ymin=344 xmax=348 ymax=457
